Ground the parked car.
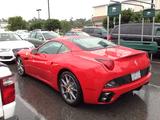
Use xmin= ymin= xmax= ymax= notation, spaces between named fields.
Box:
xmin=82 ymin=26 xmax=108 ymax=39
xmin=109 ymin=23 xmax=160 ymax=50
xmin=0 ymin=32 xmax=34 ymax=62
xmin=0 ymin=62 xmax=16 ymax=119
xmin=65 ymin=31 xmax=90 ymax=37
xmin=25 ymin=30 xmax=60 ymax=47
xmin=16 ymin=30 xmax=30 ymax=39
xmin=17 ymin=36 xmax=151 ymax=106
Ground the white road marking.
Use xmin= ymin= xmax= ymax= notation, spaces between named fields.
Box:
xmin=16 ymin=95 xmax=46 ymax=120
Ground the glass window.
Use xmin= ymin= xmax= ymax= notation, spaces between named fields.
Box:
xmin=83 ymin=28 xmax=94 ymax=33
xmin=38 ymin=42 xmax=62 ymax=54
xmin=156 ymin=28 xmax=160 ymax=36
xmin=76 ymin=32 xmax=90 ymax=36
xmin=30 ymin=32 xmax=36 ymax=38
xmin=94 ymin=29 xmax=102 ymax=34
xmin=42 ymin=32 xmax=60 ymax=40
xmin=0 ymin=33 xmax=22 ymax=41
xmin=65 ymin=32 xmax=75 ymax=36
xmin=58 ymin=45 xmax=70 ymax=53
xmin=36 ymin=33 xmax=44 ymax=41
xmin=70 ymin=37 xmax=116 ymax=51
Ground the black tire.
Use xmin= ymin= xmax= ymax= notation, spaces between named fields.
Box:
xmin=17 ymin=57 xmax=25 ymax=76
xmin=59 ymin=71 xmax=82 ymax=106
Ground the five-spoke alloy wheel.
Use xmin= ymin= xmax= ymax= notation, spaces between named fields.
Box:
xmin=17 ymin=57 xmax=25 ymax=76
xmin=59 ymin=71 xmax=82 ymax=106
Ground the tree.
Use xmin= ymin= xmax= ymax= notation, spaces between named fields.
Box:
xmin=69 ymin=18 xmax=92 ymax=28
xmin=44 ymin=19 xmax=61 ymax=31
xmin=121 ymin=9 xmax=134 ymax=24
xmin=103 ymin=9 xmax=138 ymax=29
xmin=60 ymin=20 xmax=71 ymax=33
xmin=28 ymin=20 xmax=44 ymax=30
xmin=103 ymin=17 xmax=115 ymax=29
xmin=155 ymin=12 xmax=160 ymax=23
xmin=7 ymin=16 xmax=27 ymax=31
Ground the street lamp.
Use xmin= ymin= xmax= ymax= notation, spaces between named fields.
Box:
xmin=36 ymin=9 xmax=42 ymax=19
xmin=47 ymin=0 xmax=50 ymax=19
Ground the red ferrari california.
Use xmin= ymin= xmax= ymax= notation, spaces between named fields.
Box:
xmin=16 ymin=36 xmax=151 ymax=106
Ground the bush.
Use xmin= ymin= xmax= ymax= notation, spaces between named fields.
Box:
xmin=44 ymin=19 xmax=61 ymax=31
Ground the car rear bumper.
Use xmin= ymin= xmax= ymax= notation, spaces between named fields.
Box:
xmin=3 ymin=102 xmax=16 ymax=120
xmin=83 ymin=72 xmax=151 ymax=104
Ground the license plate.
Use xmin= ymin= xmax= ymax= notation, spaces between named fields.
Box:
xmin=131 ymin=71 xmax=141 ymax=81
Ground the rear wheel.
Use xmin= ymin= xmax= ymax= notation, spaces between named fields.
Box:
xmin=17 ymin=57 xmax=25 ymax=76
xmin=59 ymin=71 xmax=82 ymax=106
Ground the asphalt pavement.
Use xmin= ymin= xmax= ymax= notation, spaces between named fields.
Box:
xmin=7 ymin=62 xmax=160 ymax=120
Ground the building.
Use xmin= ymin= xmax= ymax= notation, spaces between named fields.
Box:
xmin=92 ymin=0 xmax=160 ymax=26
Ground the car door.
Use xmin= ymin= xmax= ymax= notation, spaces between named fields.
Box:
xmin=29 ymin=41 xmax=63 ymax=83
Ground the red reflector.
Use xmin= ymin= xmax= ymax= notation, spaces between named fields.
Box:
xmin=0 ymin=75 xmax=15 ymax=105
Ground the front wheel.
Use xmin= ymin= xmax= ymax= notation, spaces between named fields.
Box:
xmin=59 ymin=71 xmax=82 ymax=106
xmin=17 ymin=57 xmax=25 ymax=76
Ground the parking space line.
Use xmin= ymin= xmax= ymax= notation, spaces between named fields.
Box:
xmin=16 ymin=95 xmax=46 ymax=120
xmin=149 ymin=83 xmax=160 ymax=89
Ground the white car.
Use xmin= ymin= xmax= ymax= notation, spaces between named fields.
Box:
xmin=0 ymin=62 xmax=16 ymax=119
xmin=0 ymin=32 xmax=34 ymax=62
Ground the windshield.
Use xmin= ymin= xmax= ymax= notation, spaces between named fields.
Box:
xmin=0 ymin=33 xmax=22 ymax=41
xmin=42 ymin=32 xmax=60 ymax=40
xmin=101 ymin=28 xmax=107 ymax=34
xmin=76 ymin=32 xmax=90 ymax=36
xmin=71 ymin=37 xmax=116 ymax=51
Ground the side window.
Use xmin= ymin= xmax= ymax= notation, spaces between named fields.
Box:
xmin=83 ymin=28 xmax=94 ymax=33
xmin=144 ymin=25 xmax=152 ymax=35
xmin=30 ymin=32 xmax=36 ymax=38
xmin=94 ymin=28 xmax=102 ymax=34
xmin=38 ymin=42 xmax=62 ymax=54
xmin=156 ymin=28 xmax=160 ymax=36
xmin=36 ymin=33 xmax=44 ymax=41
xmin=58 ymin=45 xmax=70 ymax=53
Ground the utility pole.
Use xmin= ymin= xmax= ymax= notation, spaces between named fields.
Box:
xmin=151 ymin=0 xmax=154 ymax=8
xmin=47 ymin=0 xmax=50 ymax=19
xmin=36 ymin=9 xmax=42 ymax=19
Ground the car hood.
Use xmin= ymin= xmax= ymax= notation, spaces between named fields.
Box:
xmin=73 ymin=45 xmax=146 ymax=61
xmin=0 ymin=40 xmax=34 ymax=49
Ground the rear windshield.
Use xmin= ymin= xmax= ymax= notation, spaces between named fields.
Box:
xmin=42 ymin=32 xmax=60 ymax=40
xmin=70 ymin=37 xmax=116 ymax=51
xmin=0 ymin=33 xmax=22 ymax=41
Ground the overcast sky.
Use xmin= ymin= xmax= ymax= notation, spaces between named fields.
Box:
xmin=0 ymin=0 xmax=151 ymax=21
xmin=0 ymin=0 xmax=113 ymax=20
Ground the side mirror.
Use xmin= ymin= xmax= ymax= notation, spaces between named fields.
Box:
xmin=31 ymin=48 xmax=38 ymax=55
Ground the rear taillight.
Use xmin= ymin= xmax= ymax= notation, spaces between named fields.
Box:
xmin=0 ymin=75 xmax=15 ymax=105
xmin=96 ymin=58 xmax=114 ymax=70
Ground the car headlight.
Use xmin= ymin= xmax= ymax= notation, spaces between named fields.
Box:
xmin=0 ymin=48 xmax=11 ymax=52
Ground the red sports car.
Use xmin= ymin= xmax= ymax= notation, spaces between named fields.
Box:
xmin=16 ymin=36 xmax=151 ymax=106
